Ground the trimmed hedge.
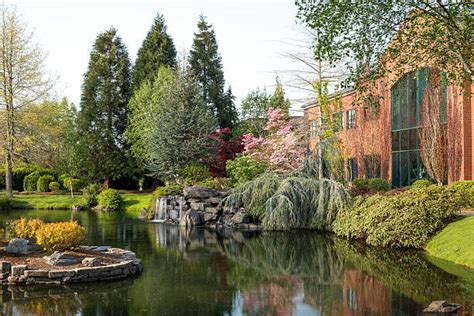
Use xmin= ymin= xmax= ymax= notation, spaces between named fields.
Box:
xmin=81 ymin=183 xmax=101 ymax=207
xmin=13 ymin=165 xmax=40 ymax=191
xmin=350 ymin=178 xmax=390 ymax=196
xmin=49 ymin=181 xmax=61 ymax=192
xmin=410 ymin=179 xmax=434 ymax=189
xmin=448 ymin=180 xmax=474 ymax=208
xmin=333 ymin=186 xmax=461 ymax=248
xmin=23 ymin=170 xmax=53 ymax=192
xmin=97 ymin=189 xmax=124 ymax=210
xmin=37 ymin=175 xmax=55 ymax=192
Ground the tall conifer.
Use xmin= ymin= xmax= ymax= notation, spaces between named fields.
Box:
xmin=189 ymin=15 xmax=237 ymax=129
xmin=78 ymin=27 xmax=132 ymax=186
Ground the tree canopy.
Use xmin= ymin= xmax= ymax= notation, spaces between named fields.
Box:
xmin=78 ymin=27 xmax=132 ymax=185
xmin=189 ymin=15 xmax=237 ymax=129
xmin=296 ymin=1 xmax=473 ymax=86
xmin=132 ymin=13 xmax=177 ymax=91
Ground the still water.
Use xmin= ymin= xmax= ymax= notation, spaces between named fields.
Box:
xmin=0 ymin=209 xmax=472 ymax=315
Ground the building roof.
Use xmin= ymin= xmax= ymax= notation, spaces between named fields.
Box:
xmin=301 ymin=88 xmax=355 ymax=110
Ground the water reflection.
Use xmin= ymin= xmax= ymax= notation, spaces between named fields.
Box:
xmin=0 ymin=210 xmax=471 ymax=315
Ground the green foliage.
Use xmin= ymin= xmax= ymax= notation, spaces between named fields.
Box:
xmin=448 ymin=180 xmax=474 ymax=208
xmin=63 ymin=178 xmax=85 ymax=192
xmin=0 ymin=173 xmax=4 ymax=190
xmin=48 ymin=181 xmax=60 ymax=192
xmin=269 ymin=77 xmax=291 ymax=115
xmin=226 ymin=156 xmax=267 ymax=185
xmin=350 ymin=178 xmax=390 ymax=195
xmin=296 ymin=1 xmax=473 ymax=87
xmin=183 ymin=162 xmax=210 ymax=186
xmin=97 ymin=189 xmax=124 ymax=210
xmin=12 ymin=165 xmax=40 ymax=191
xmin=410 ymin=179 xmax=434 ymax=189
xmin=367 ymin=178 xmax=390 ymax=191
xmin=352 ymin=178 xmax=369 ymax=188
xmin=132 ymin=13 xmax=176 ymax=90
xmin=23 ymin=170 xmax=53 ymax=192
xmin=147 ymin=64 xmax=216 ymax=182
xmin=196 ymin=177 xmax=232 ymax=191
xmin=37 ymin=175 xmax=55 ymax=192
xmin=189 ymin=15 xmax=237 ymax=129
xmin=237 ymin=88 xmax=271 ymax=136
xmin=224 ymin=172 xmax=350 ymax=231
xmin=147 ymin=184 xmax=183 ymax=217
xmin=58 ymin=174 xmax=68 ymax=189
xmin=78 ymin=27 xmax=132 ymax=183
xmin=81 ymin=183 xmax=102 ymax=207
xmin=333 ymin=186 xmax=461 ymax=248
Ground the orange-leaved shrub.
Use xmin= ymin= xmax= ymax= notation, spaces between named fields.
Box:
xmin=7 ymin=218 xmax=86 ymax=252
xmin=35 ymin=221 xmax=86 ymax=252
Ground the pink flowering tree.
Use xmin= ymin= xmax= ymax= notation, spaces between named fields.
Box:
xmin=242 ymin=109 xmax=306 ymax=173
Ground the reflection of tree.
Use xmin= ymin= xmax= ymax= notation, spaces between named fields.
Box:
xmin=333 ymin=239 xmax=472 ymax=305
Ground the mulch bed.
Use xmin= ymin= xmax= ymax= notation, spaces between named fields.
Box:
xmin=0 ymin=243 xmax=124 ymax=271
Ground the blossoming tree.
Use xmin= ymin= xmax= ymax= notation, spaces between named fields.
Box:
xmin=242 ymin=109 xmax=306 ymax=173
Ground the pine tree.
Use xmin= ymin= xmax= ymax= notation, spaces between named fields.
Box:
xmin=189 ymin=15 xmax=237 ymax=129
xmin=78 ymin=27 xmax=132 ymax=186
xmin=148 ymin=64 xmax=216 ymax=182
xmin=132 ymin=13 xmax=176 ymax=90
xmin=269 ymin=77 xmax=291 ymax=115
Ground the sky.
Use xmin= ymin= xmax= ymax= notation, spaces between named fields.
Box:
xmin=9 ymin=0 xmax=314 ymax=115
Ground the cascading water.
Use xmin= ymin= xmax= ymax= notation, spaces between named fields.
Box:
xmin=152 ymin=196 xmax=185 ymax=223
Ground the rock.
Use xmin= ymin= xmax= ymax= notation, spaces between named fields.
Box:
xmin=0 ymin=261 xmax=11 ymax=274
xmin=231 ymin=212 xmax=252 ymax=224
xmin=423 ymin=300 xmax=462 ymax=313
xmin=179 ymin=209 xmax=203 ymax=228
xmin=183 ymin=186 xmax=222 ymax=199
xmin=204 ymin=207 xmax=220 ymax=214
xmin=203 ymin=197 xmax=222 ymax=204
xmin=46 ymin=251 xmax=77 ymax=266
xmin=138 ymin=208 xmax=147 ymax=219
xmin=82 ymin=257 xmax=101 ymax=267
xmin=11 ymin=265 xmax=27 ymax=276
xmin=27 ymin=243 xmax=43 ymax=253
xmin=5 ymin=238 xmax=29 ymax=254
xmin=203 ymin=213 xmax=218 ymax=223
xmin=94 ymin=246 xmax=112 ymax=252
xmin=72 ymin=205 xmax=82 ymax=211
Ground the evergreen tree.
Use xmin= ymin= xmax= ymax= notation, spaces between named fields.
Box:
xmin=132 ymin=13 xmax=176 ymax=90
xmin=148 ymin=64 xmax=216 ymax=182
xmin=189 ymin=15 xmax=237 ymax=129
xmin=78 ymin=27 xmax=132 ymax=186
xmin=269 ymin=77 xmax=291 ymax=115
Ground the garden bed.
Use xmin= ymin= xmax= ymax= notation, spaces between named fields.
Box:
xmin=0 ymin=245 xmax=143 ymax=285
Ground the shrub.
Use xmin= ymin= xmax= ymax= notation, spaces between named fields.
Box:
xmin=333 ymin=186 xmax=461 ymax=248
xmin=81 ymin=183 xmax=102 ymax=207
xmin=23 ymin=170 xmax=53 ymax=191
xmin=410 ymin=179 xmax=434 ymax=189
xmin=63 ymin=178 xmax=85 ymax=192
xmin=35 ymin=221 xmax=86 ymax=252
xmin=350 ymin=178 xmax=390 ymax=196
xmin=183 ymin=162 xmax=210 ymax=186
xmin=37 ymin=175 xmax=55 ymax=192
xmin=58 ymin=174 xmax=69 ymax=190
xmin=7 ymin=218 xmax=44 ymax=242
xmin=226 ymin=156 xmax=267 ymax=185
xmin=197 ymin=177 xmax=232 ymax=190
xmin=147 ymin=184 xmax=183 ymax=218
xmin=97 ymin=189 xmax=124 ymax=210
xmin=49 ymin=181 xmax=61 ymax=192
xmin=367 ymin=178 xmax=390 ymax=191
xmin=12 ymin=165 xmax=40 ymax=191
xmin=448 ymin=180 xmax=474 ymax=208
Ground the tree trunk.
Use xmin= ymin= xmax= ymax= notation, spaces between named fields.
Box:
xmin=69 ymin=176 xmax=74 ymax=198
xmin=5 ymin=156 xmax=12 ymax=199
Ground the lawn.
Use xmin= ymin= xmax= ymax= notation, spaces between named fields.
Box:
xmin=426 ymin=216 xmax=474 ymax=269
xmin=0 ymin=191 xmax=152 ymax=215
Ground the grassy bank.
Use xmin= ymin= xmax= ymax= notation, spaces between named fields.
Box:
xmin=0 ymin=192 xmax=152 ymax=215
xmin=426 ymin=217 xmax=474 ymax=269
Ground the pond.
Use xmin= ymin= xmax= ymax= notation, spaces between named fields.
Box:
xmin=0 ymin=210 xmax=472 ymax=315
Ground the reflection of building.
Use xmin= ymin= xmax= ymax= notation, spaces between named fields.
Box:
xmin=303 ymin=23 xmax=473 ymax=186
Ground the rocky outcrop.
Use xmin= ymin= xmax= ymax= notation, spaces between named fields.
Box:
xmin=423 ymin=301 xmax=461 ymax=313
xmin=45 ymin=252 xmax=78 ymax=266
xmin=5 ymin=239 xmax=29 ymax=254
xmin=0 ymin=246 xmax=143 ymax=285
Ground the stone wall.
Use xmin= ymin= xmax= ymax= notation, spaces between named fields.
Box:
xmin=0 ymin=247 xmax=143 ymax=286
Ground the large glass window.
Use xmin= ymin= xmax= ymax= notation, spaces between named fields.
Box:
xmin=390 ymin=68 xmax=447 ymax=187
xmin=346 ymin=109 xmax=356 ymax=129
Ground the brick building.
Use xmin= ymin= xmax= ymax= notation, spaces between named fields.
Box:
xmin=303 ymin=64 xmax=473 ymax=187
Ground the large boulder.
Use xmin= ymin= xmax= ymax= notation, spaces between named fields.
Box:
xmin=183 ymin=186 xmax=222 ymax=199
xmin=5 ymin=238 xmax=29 ymax=254
xmin=423 ymin=301 xmax=461 ymax=313
xmin=231 ymin=212 xmax=253 ymax=224
xmin=179 ymin=210 xmax=204 ymax=228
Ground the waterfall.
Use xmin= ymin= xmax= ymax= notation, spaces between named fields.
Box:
xmin=152 ymin=196 xmax=184 ymax=223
